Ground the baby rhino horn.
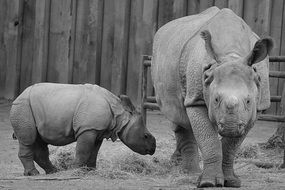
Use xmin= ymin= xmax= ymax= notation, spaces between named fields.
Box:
xmin=119 ymin=95 xmax=137 ymax=113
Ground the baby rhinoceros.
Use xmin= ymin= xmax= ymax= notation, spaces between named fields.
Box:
xmin=10 ymin=83 xmax=156 ymax=176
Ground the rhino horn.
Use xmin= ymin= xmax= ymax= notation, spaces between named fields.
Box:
xmin=119 ymin=95 xmax=137 ymax=114
xmin=247 ymin=37 xmax=274 ymax=66
xmin=200 ymin=30 xmax=220 ymax=64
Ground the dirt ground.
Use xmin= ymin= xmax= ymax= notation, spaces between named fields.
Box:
xmin=0 ymin=100 xmax=285 ymax=190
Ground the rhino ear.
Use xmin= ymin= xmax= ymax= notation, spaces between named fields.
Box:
xmin=119 ymin=95 xmax=137 ymax=114
xmin=247 ymin=37 xmax=274 ymax=66
xmin=201 ymin=30 xmax=220 ymax=63
xmin=203 ymin=63 xmax=215 ymax=86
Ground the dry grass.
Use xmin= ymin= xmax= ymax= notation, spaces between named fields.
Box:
xmin=236 ymin=144 xmax=260 ymax=159
xmin=48 ymin=139 xmax=284 ymax=189
xmin=49 ymin=140 xmax=180 ymax=180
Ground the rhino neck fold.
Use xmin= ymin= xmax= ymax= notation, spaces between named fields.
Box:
xmin=107 ymin=111 xmax=130 ymax=142
xmin=117 ymin=114 xmax=136 ymax=143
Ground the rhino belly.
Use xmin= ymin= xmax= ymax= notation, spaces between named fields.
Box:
xmin=30 ymin=83 xmax=82 ymax=145
xmin=37 ymin=123 xmax=75 ymax=146
xmin=153 ymin=65 xmax=190 ymax=128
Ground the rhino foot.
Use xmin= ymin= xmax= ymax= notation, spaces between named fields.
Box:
xmin=45 ymin=166 xmax=58 ymax=174
xmin=170 ymin=150 xmax=182 ymax=165
xmin=197 ymin=174 xmax=224 ymax=188
xmin=224 ymin=174 xmax=241 ymax=187
xmin=24 ymin=168 xmax=40 ymax=176
xmin=181 ymin=161 xmax=201 ymax=174
xmin=171 ymin=150 xmax=201 ymax=174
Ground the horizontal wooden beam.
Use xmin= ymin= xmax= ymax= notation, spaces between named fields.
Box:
xmin=269 ymin=56 xmax=285 ymax=62
xmin=271 ymin=95 xmax=281 ymax=102
xmin=146 ymin=96 xmax=156 ymax=103
xmin=143 ymin=102 xmax=160 ymax=110
xmin=269 ymin=71 xmax=285 ymax=78
xmin=258 ymin=114 xmax=285 ymax=122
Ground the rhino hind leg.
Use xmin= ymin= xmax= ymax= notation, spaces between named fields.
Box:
xmin=18 ymin=142 xmax=39 ymax=176
xmin=33 ymin=137 xmax=58 ymax=174
xmin=171 ymin=124 xmax=201 ymax=174
xmin=10 ymin=102 xmax=39 ymax=175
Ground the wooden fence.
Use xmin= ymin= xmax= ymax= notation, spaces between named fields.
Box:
xmin=0 ymin=0 xmax=285 ymax=114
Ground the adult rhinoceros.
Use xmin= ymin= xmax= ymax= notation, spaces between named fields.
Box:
xmin=151 ymin=7 xmax=273 ymax=188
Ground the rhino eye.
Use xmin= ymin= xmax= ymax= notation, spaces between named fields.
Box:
xmin=245 ymin=98 xmax=251 ymax=107
xmin=214 ymin=96 xmax=220 ymax=105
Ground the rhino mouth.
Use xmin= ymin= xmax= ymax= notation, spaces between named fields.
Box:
xmin=146 ymin=148 xmax=155 ymax=155
xmin=217 ymin=122 xmax=245 ymax=138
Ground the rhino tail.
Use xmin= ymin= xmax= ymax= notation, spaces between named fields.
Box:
xmin=10 ymin=87 xmax=37 ymax=145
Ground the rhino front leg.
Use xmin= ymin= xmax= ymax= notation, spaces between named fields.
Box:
xmin=75 ymin=130 xmax=100 ymax=168
xmin=33 ymin=137 xmax=57 ymax=174
xmin=186 ymin=107 xmax=223 ymax=187
xmin=86 ymin=139 xmax=103 ymax=168
xmin=171 ymin=124 xmax=201 ymax=173
xmin=18 ymin=142 xmax=40 ymax=176
xmin=222 ymin=123 xmax=253 ymax=188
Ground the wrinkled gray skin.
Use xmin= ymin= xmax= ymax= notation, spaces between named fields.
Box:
xmin=10 ymin=83 xmax=156 ymax=176
xmin=152 ymin=8 xmax=273 ymax=188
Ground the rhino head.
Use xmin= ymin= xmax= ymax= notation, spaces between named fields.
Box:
xmin=201 ymin=30 xmax=273 ymax=138
xmin=118 ymin=95 xmax=156 ymax=155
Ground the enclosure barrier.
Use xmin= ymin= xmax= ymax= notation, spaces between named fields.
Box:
xmin=141 ymin=55 xmax=285 ymax=166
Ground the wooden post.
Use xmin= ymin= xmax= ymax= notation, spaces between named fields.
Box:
xmin=111 ymin=0 xmax=130 ymax=95
xmin=47 ymin=0 xmax=73 ymax=83
xmin=19 ymin=0 xmax=36 ymax=92
xmin=0 ymin=0 xmax=8 ymax=98
xmin=277 ymin=0 xmax=285 ymax=114
xmin=72 ymin=0 xmax=103 ymax=84
xmin=32 ymin=0 xmax=50 ymax=84
xmin=278 ymin=80 xmax=285 ymax=168
xmin=4 ymin=0 xmax=23 ymax=99
xmin=126 ymin=0 xmax=144 ymax=105
xmin=228 ymin=0 xmax=243 ymax=17
xmin=214 ymin=0 xmax=228 ymax=9
xmin=157 ymin=0 xmax=174 ymax=29
xmin=270 ymin=0 xmax=284 ymax=114
xmin=187 ymin=0 xmax=200 ymax=15
xmin=141 ymin=55 xmax=148 ymax=125
xmin=173 ymin=0 xmax=187 ymax=18
xmin=100 ymin=0 xmax=115 ymax=90
xmin=143 ymin=0 xmax=158 ymax=98
xmin=199 ymin=0 xmax=214 ymax=12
